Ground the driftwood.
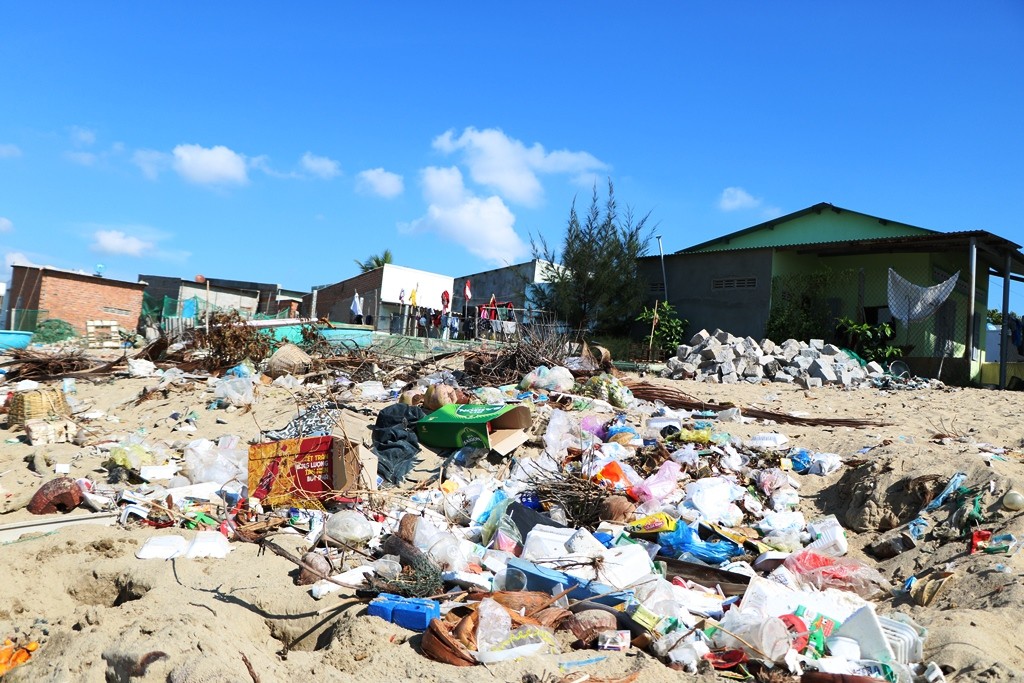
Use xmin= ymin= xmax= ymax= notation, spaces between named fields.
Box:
xmin=623 ymin=380 xmax=891 ymax=428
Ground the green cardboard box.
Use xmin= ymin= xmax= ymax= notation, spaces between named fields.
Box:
xmin=416 ymin=403 xmax=532 ymax=455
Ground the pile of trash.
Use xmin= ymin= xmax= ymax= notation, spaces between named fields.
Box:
xmin=4 ymin=328 xmax=1017 ymax=681
xmin=663 ymin=329 xmax=940 ymax=390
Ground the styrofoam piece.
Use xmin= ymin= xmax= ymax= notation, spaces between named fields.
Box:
xmin=746 ymin=433 xmax=789 ymax=449
xmin=566 ymin=528 xmax=607 ymax=556
xmin=521 ymin=525 xmax=576 ymax=561
xmin=753 ymin=551 xmax=790 ymax=572
xmin=310 ymin=566 xmax=374 ymax=599
xmin=136 ymin=535 xmax=188 ymax=559
xmin=834 ymin=605 xmax=895 ymax=663
xmin=184 ymin=530 xmax=233 ymax=559
xmin=139 ymin=464 xmax=179 ymax=481
xmin=594 ymin=543 xmax=654 ymax=590
xmin=156 ymin=481 xmax=225 ymax=507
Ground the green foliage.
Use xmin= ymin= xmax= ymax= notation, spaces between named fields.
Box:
xmin=353 ymin=249 xmax=393 ymax=273
xmin=765 ymin=269 xmax=853 ymax=342
xmin=834 ymin=316 xmax=904 ymax=363
xmin=988 ymin=308 xmax=1005 ymax=326
xmin=530 ymin=181 xmax=653 ymax=335
xmin=636 ymin=301 xmax=688 ymax=359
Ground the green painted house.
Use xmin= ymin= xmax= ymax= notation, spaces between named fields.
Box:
xmin=640 ymin=203 xmax=1024 ymax=385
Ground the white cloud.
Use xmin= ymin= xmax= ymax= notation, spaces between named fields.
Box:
xmin=70 ymin=126 xmax=96 ymax=146
xmin=422 ymin=166 xmax=468 ymax=206
xmin=0 ymin=217 xmax=12 ymax=233
xmin=132 ymin=149 xmax=170 ymax=180
xmin=433 ymin=127 xmax=608 ymax=206
xmin=356 ymin=168 xmax=404 ymax=198
xmin=172 ymin=144 xmax=248 ymax=185
xmin=248 ymin=155 xmax=297 ymax=179
xmin=65 ymin=151 xmax=97 ymax=166
xmin=4 ymin=251 xmax=37 ymax=268
xmin=91 ymin=229 xmax=155 ymax=256
xmin=718 ymin=187 xmax=761 ymax=212
xmin=301 ymin=152 xmax=341 ymax=179
xmin=0 ymin=144 xmax=22 ymax=158
xmin=406 ymin=166 xmax=528 ymax=264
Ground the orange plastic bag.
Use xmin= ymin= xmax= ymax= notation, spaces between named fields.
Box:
xmin=0 ymin=638 xmax=38 ymax=674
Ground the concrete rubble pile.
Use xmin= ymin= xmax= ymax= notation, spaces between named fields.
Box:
xmin=665 ymin=328 xmax=893 ymax=389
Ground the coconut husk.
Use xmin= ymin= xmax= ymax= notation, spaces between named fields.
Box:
xmin=421 ymin=618 xmax=476 ymax=667
xmin=466 ymin=591 xmax=551 ymax=619
xmin=397 ymin=513 xmax=419 ymax=544
xmin=296 ymin=552 xmax=332 ymax=586
xmin=533 ymin=606 xmax=573 ymax=630
xmin=566 ymin=609 xmax=618 ymax=644
xmin=452 ymin=612 xmax=477 ymax=650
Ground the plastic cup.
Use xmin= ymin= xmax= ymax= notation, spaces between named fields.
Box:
xmin=494 ymin=567 xmax=527 ymax=592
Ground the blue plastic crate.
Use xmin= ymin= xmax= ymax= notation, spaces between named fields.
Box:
xmin=367 ymin=593 xmax=439 ymax=632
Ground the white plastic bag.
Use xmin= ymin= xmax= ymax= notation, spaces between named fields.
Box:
xmin=476 ymin=598 xmax=512 ymax=652
xmin=214 ymin=377 xmax=256 ymax=407
xmin=183 ymin=436 xmax=247 ymax=485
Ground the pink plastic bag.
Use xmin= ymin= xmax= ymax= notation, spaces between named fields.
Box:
xmin=783 ymin=549 xmax=889 ymax=599
xmin=632 ymin=460 xmax=682 ymax=504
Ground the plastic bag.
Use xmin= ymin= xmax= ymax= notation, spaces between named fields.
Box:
xmin=581 ymin=373 xmax=634 ymax=409
xmin=183 ymin=436 xmax=247 ymax=485
xmin=543 ymin=409 xmax=575 ymax=459
xmin=683 ymin=477 xmax=745 ymax=526
xmin=783 ymin=549 xmax=889 ymax=599
xmin=476 ymin=598 xmax=512 ymax=652
xmin=128 ymin=358 xmax=159 ymax=377
xmin=272 ymin=374 xmax=301 ymax=389
xmin=658 ymin=523 xmax=743 ymax=565
xmin=670 ymin=444 xmax=700 ymax=468
xmin=519 ymin=365 xmax=575 ymax=393
xmin=809 ymin=452 xmax=842 ymax=475
xmin=214 ymin=377 xmax=256 ymax=407
xmin=580 ymin=415 xmax=607 ymax=439
xmin=325 ymin=510 xmax=374 ymax=544
xmin=632 ymin=460 xmax=682 ymax=504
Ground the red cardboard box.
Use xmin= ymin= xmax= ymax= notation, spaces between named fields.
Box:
xmin=248 ymin=435 xmax=375 ymax=508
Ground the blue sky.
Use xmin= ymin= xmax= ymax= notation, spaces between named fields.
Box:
xmin=1 ymin=3 xmax=1022 ymax=307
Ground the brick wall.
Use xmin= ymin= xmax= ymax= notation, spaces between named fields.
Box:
xmin=13 ymin=268 xmax=147 ymax=335
xmin=303 ymin=269 xmax=384 ymax=321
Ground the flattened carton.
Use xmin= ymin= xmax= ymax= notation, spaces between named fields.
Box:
xmin=416 ymin=404 xmax=532 ymax=455
xmin=248 ymin=435 xmax=377 ymax=508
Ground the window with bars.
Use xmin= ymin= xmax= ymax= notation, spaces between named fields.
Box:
xmin=711 ymin=276 xmax=757 ymax=290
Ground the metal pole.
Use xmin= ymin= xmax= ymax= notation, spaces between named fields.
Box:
xmin=656 ymin=235 xmax=669 ymax=304
xmin=1000 ymin=253 xmax=1011 ymax=389
xmin=966 ymin=237 xmax=976 ymax=360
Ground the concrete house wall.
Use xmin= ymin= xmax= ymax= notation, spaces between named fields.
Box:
xmin=640 ymin=249 xmax=774 ymax=340
xmin=452 ymin=260 xmax=551 ymax=313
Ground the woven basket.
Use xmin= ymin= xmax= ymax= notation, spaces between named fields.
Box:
xmin=266 ymin=343 xmax=312 ymax=378
xmin=9 ymin=387 xmax=71 ymax=428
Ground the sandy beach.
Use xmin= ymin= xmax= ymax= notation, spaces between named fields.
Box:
xmin=1 ymin=362 xmax=1022 ymax=683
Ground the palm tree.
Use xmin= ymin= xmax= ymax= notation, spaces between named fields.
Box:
xmin=353 ymin=249 xmax=393 ymax=273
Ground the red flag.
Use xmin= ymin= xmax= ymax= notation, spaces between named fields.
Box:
xmin=441 ymin=290 xmax=450 ymax=312
xmin=464 ymin=280 xmax=472 ymax=301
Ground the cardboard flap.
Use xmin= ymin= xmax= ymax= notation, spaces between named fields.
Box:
xmin=488 ymin=428 xmax=531 ymax=456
